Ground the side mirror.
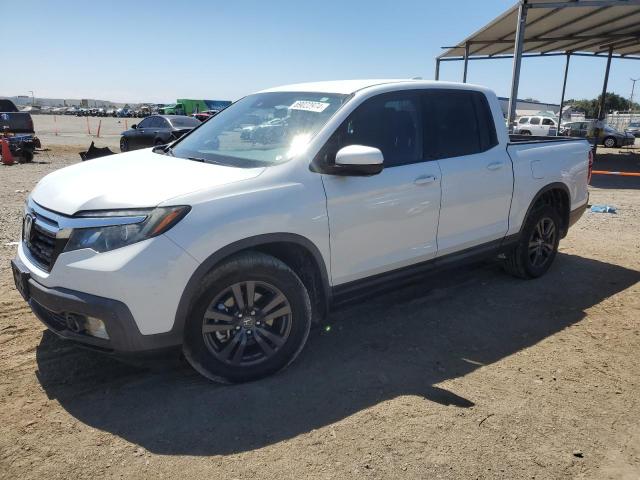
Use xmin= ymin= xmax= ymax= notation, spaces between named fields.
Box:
xmin=131 ymin=124 xmax=137 ymax=129
xmin=334 ymin=145 xmax=384 ymax=176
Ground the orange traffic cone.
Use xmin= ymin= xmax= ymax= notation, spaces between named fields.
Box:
xmin=1 ymin=139 xmax=14 ymax=166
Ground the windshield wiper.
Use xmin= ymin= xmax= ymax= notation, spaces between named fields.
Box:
xmin=152 ymin=144 xmax=175 ymax=156
xmin=187 ymin=156 xmax=206 ymax=162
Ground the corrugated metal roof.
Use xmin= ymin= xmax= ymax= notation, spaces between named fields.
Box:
xmin=439 ymin=0 xmax=640 ymax=59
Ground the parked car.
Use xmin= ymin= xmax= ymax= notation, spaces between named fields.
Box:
xmin=119 ymin=114 xmax=201 ymax=152
xmin=514 ymin=115 xmax=558 ymax=136
xmin=0 ymin=99 xmax=34 ymax=134
xmin=240 ymin=117 xmax=289 ymax=144
xmin=561 ymin=120 xmax=635 ymax=147
xmin=191 ymin=110 xmax=221 ymax=122
xmin=12 ymin=80 xmax=591 ymax=383
xmin=625 ymin=121 xmax=640 ymax=138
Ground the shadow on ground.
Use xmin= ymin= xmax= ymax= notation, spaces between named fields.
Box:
xmin=35 ymin=253 xmax=640 ymax=455
xmin=592 ymin=150 xmax=640 ymax=190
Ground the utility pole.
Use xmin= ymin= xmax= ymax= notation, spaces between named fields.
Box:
xmin=630 ymin=78 xmax=638 ymax=112
xmin=28 ymin=90 xmax=34 ymax=106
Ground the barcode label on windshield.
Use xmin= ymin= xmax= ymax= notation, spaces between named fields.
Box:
xmin=289 ymin=100 xmax=330 ymax=113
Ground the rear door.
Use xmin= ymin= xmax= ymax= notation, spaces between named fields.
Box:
xmin=529 ymin=116 xmax=542 ymax=135
xmin=321 ymin=91 xmax=442 ymax=285
xmin=423 ymin=89 xmax=513 ymax=256
xmin=153 ymin=117 xmax=172 ymax=144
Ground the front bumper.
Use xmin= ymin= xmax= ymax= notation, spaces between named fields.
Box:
xmin=11 ymin=256 xmax=182 ymax=354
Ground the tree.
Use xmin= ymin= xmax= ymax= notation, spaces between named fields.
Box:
xmin=566 ymin=92 xmax=640 ymax=118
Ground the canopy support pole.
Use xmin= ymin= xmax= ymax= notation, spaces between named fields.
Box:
xmin=593 ymin=46 xmax=614 ymax=154
xmin=435 ymin=58 xmax=440 ymax=80
xmin=507 ymin=1 xmax=528 ymax=132
xmin=463 ymin=42 xmax=470 ymax=83
xmin=557 ymin=53 xmax=571 ymax=135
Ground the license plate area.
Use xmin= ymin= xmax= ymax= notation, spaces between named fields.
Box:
xmin=11 ymin=260 xmax=30 ymax=301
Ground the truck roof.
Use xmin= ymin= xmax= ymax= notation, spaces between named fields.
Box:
xmin=259 ymin=79 xmax=489 ymax=95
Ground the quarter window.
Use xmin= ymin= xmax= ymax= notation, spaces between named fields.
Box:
xmin=529 ymin=117 xmax=541 ymax=125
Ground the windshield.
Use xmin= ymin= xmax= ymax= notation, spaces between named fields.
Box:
xmin=629 ymin=122 xmax=640 ymax=127
xmin=171 ymin=91 xmax=348 ymax=167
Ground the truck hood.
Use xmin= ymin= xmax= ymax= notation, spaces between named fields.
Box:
xmin=31 ymin=149 xmax=265 ymax=215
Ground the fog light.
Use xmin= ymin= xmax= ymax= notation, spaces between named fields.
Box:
xmin=85 ymin=316 xmax=109 ymax=340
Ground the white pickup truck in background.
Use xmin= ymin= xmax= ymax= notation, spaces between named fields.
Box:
xmin=12 ymin=79 xmax=591 ymax=383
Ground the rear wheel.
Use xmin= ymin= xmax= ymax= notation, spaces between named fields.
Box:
xmin=603 ymin=136 xmax=617 ymax=148
xmin=120 ymin=137 xmax=129 ymax=152
xmin=520 ymin=130 xmax=532 ymax=135
xmin=183 ymin=252 xmax=312 ymax=383
xmin=504 ymin=206 xmax=561 ymax=279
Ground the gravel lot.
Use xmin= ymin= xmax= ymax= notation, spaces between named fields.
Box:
xmin=1 ymin=135 xmax=639 ymax=479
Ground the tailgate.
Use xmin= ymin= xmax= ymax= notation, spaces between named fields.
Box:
xmin=0 ymin=112 xmax=34 ymax=134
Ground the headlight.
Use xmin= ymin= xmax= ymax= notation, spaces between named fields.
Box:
xmin=64 ymin=206 xmax=190 ymax=253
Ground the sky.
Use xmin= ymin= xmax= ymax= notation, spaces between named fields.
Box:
xmin=1 ymin=0 xmax=639 ymax=104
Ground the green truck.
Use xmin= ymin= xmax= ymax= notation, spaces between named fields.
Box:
xmin=160 ymin=99 xmax=232 ymax=116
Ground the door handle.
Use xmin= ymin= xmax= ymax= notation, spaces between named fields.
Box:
xmin=486 ymin=161 xmax=504 ymax=171
xmin=414 ymin=174 xmax=437 ymax=185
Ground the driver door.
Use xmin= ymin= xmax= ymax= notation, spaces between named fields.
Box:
xmin=129 ymin=117 xmax=152 ymax=149
xmin=320 ymin=91 xmax=442 ymax=286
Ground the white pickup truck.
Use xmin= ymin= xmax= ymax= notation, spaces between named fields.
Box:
xmin=12 ymin=80 xmax=591 ymax=383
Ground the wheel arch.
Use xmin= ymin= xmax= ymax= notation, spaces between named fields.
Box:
xmin=173 ymin=233 xmax=331 ymax=338
xmin=520 ymin=182 xmax=571 ymax=238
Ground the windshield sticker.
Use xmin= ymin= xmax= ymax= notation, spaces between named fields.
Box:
xmin=289 ymin=100 xmax=330 ymax=113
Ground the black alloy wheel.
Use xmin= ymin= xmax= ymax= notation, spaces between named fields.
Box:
xmin=528 ymin=217 xmax=556 ymax=268
xmin=201 ymin=281 xmax=293 ymax=367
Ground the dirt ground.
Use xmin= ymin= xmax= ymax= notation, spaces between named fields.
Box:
xmin=0 ymin=139 xmax=639 ymax=479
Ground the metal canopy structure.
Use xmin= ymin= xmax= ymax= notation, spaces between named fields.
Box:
xmin=435 ymin=0 xmax=640 ymax=138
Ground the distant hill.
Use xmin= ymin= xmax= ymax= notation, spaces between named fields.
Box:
xmin=0 ymin=96 xmax=127 ymax=108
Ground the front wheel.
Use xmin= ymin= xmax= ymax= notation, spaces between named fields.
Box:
xmin=603 ymin=136 xmax=617 ymax=148
xmin=183 ymin=252 xmax=312 ymax=383
xmin=120 ymin=137 xmax=129 ymax=152
xmin=504 ymin=206 xmax=561 ymax=279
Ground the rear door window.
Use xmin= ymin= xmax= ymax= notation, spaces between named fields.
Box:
xmin=422 ymin=89 xmax=498 ymax=159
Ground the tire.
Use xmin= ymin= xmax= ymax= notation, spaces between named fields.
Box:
xmin=120 ymin=137 xmax=129 ymax=152
xmin=603 ymin=136 xmax=616 ymax=148
xmin=182 ymin=252 xmax=312 ymax=383
xmin=503 ymin=205 xmax=561 ymax=279
xmin=520 ymin=130 xmax=531 ymax=136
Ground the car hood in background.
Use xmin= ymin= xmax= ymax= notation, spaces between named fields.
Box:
xmin=31 ymin=149 xmax=265 ymax=215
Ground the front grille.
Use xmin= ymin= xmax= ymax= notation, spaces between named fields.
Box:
xmin=23 ymin=204 xmax=68 ymax=272
xmin=27 ymin=224 xmax=56 ymax=270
